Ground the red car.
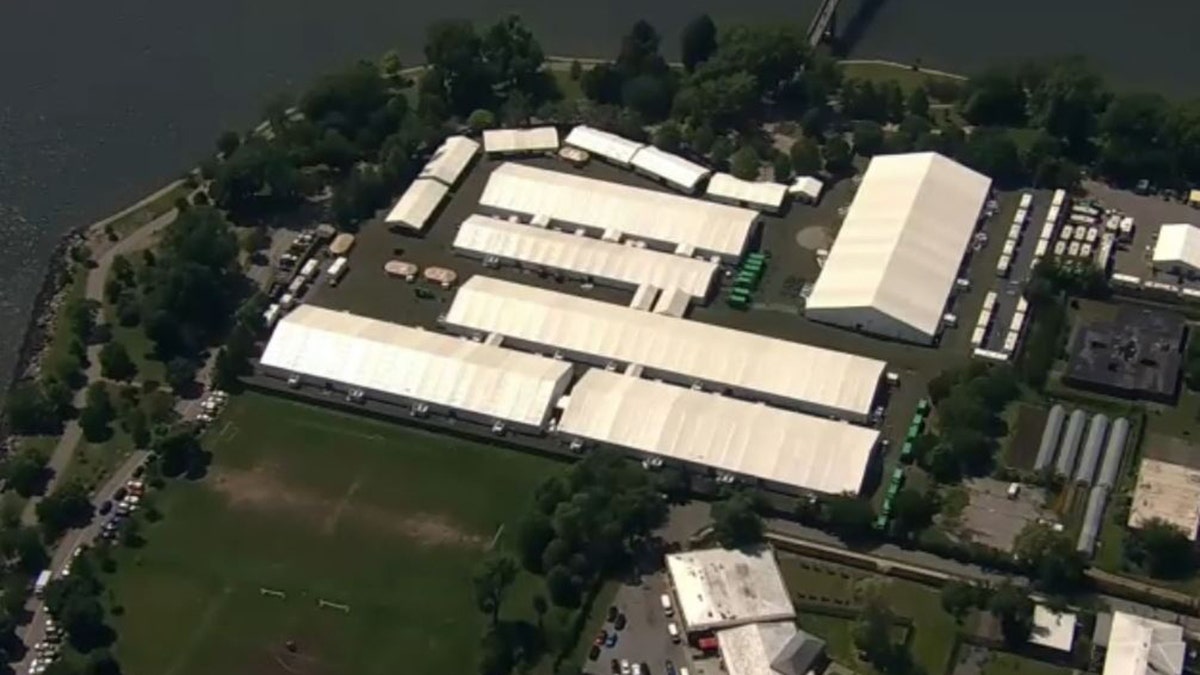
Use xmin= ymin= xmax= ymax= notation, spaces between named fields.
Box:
xmin=593 ymin=629 xmax=608 ymax=646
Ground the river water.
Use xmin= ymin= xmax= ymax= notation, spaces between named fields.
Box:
xmin=1 ymin=0 xmax=1198 ymax=387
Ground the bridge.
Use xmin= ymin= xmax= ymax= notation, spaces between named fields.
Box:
xmin=806 ymin=0 xmax=843 ymax=47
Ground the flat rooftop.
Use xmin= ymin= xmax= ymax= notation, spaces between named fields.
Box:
xmin=1030 ymin=604 xmax=1078 ymax=653
xmin=1129 ymin=458 xmax=1200 ymax=541
xmin=665 ymin=547 xmax=795 ymax=633
xmin=1064 ymin=304 xmax=1185 ymax=402
xmin=1102 ymin=611 xmax=1185 ymax=675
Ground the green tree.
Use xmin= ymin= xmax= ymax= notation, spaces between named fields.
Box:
xmin=730 ymin=145 xmax=760 ymax=180
xmin=1128 ymin=518 xmax=1196 ymax=579
xmin=2 ymin=449 xmax=48 ymax=498
xmin=852 ymin=121 xmax=885 ymax=157
xmin=653 ymin=121 xmax=683 ymax=152
xmin=940 ymin=580 xmax=983 ymax=621
xmin=216 ymin=130 xmax=241 ymax=157
xmin=680 ymin=14 xmax=718 ymax=73
xmin=988 ymin=582 xmax=1034 ymax=647
xmin=98 ymin=341 xmax=136 ymax=381
xmin=1013 ymin=522 xmax=1085 ymax=593
xmin=36 ymin=483 xmax=94 ymax=540
xmin=891 ymin=488 xmax=937 ymax=537
xmin=514 ymin=511 xmax=555 ymax=572
xmin=569 ymin=60 xmax=582 ymax=81
xmin=772 ymin=153 xmax=792 ymax=182
xmin=824 ymin=494 xmax=874 ymax=539
xmin=963 ymin=127 xmax=1025 ymax=187
xmin=164 ymin=357 xmax=197 ymax=394
xmin=789 ymin=136 xmax=822 ymax=175
xmin=907 ymin=86 xmax=930 ymax=118
xmin=710 ymin=136 xmax=734 ymax=165
xmin=822 ymin=137 xmax=853 ymax=175
xmin=155 ymin=428 xmax=203 ymax=478
xmin=711 ymin=491 xmax=764 ymax=548
xmin=424 ymin=20 xmax=491 ymax=115
xmin=4 ymin=381 xmax=60 ymax=434
xmin=961 ymin=68 xmax=1027 ymax=126
xmin=546 ymin=564 xmax=581 ymax=607
xmin=483 ymin=15 xmax=546 ymax=101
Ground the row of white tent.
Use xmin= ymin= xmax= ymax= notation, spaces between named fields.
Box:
xmin=385 ymin=136 xmax=481 ymax=231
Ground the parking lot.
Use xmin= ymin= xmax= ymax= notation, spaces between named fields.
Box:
xmin=588 ymin=573 xmax=692 ymax=675
xmin=1092 ymin=181 xmax=1200 ymax=286
xmin=958 ymin=477 xmax=1052 ymax=551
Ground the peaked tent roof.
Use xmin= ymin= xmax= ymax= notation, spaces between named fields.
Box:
xmin=1153 ymin=223 xmax=1200 ymax=273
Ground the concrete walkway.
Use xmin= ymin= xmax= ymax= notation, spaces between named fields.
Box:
xmin=21 ymin=208 xmax=179 ymax=525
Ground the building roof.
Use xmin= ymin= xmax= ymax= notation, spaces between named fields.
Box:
xmin=385 ymin=178 xmax=449 ymax=231
xmin=452 ymin=214 xmax=717 ymax=298
xmin=707 ymin=173 xmax=789 ymax=211
xmin=719 ymin=622 xmax=825 ymax=675
xmin=630 ymin=146 xmax=711 ymax=191
xmin=805 ymin=152 xmax=991 ymax=340
xmin=558 ymin=370 xmax=880 ymax=495
xmin=1064 ymin=305 xmax=1185 ymax=402
xmin=665 ymin=547 xmax=796 ymax=633
xmin=652 ymin=286 xmax=691 ymax=316
xmin=258 ymin=304 xmax=572 ymax=428
xmin=478 ymin=162 xmax=758 ymax=258
xmin=1128 ymin=458 xmax=1200 ymax=541
xmin=482 ymin=127 xmax=560 ymax=155
xmin=788 ymin=176 xmax=825 ymax=201
xmin=1030 ymin=605 xmax=1078 ymax=653
xmin=1153 ymin=223 xmax=1200 ymax=273
xmin=445 ymin=276 xmax=885 ymax=420
xmin=563 ymin=125 xmax=645 ymax=165
xmin=417 ymin=135 xmax=479 ymax=186
xmin=1102 ymin=611 xmax=1186 ymax=675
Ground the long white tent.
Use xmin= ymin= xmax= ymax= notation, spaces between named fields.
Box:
xmin=259 ymin=304 xmax=573 ymax=430
xmin=806 ymin=152 xmax=990 ymax=343
xmin=478 ymin=163 xmax=758 ymax=259
xmin=706 ymin=173 xmax=789 ymax=213
xmin=445 ymin=276 xmax=885 ymax=421
xmin=558 ymin=370 xmax=879 ymax=495
xmin=385 ymin=178 xmax=449 ymax=231
xmin=418 ymin=135 xmax=480 ymax=187
xmin=453 ymin=214 xmax=717 ymax=298
xmin=563 ymin=125 xmax=644 ymax=166
xmin=482 ymin=127 xmax=560 ymax=155
xmin=630 ymin=146 xmax=711 ymax=193
xmin=1152 ymin=223 xmax=1200 ymax=275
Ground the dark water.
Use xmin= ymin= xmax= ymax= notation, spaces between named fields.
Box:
xmin=2 ymin=0 xmax=1199 ymax=388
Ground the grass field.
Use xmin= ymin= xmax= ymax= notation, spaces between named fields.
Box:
xmin=103 ymin=183 xmax=188 ymax=240
xmin=839 ymin=61 xmax=965 ymax=96
xmin=105 ymin=392 xmax=567 ymax=675
xmin=981 ymin=652 xmax=1073 ymax=675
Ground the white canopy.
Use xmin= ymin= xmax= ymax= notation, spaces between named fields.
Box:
xmin=482 ymin=127 xmax=560 ymax=155
xmin=446 ymin=276 xmax=885 ymax=421
xmin=707 ymin=173 xmax=789 ymax=212
xmin=1152 ymin=223 xmax=1200 ymax=273
xmin=563 ymin=125 xmax=644 ymax=165
xmin=1102 ymin=612 xmax=1185 ymax=675
xmin=630 ymin=146 xmax=711 ymax=192
xmin=452 ymin=214 xmax=716 ymax=298
xmin=789 ymin=175 xmax=825 ymax=202
xmin=479 ymin=162 xmax=757 ymax=259
xmin=558 ymin=370 xmax=879 ymax=494
xmin=259 ymin=304 xmax=572 ymax=428
xmin=385 ymin=179 xmax=449 ymax=231
xmin=417 ymin=135 xmax=479 ymax=187
xmin=806 ymin=152 xmax=991 ymax=343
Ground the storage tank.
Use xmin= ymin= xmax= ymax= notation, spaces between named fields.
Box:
xmin=1056 ymin=409 xmax=1087 ymax=476
xmin=1074 ymin=414 xmax=1109 ymax=484
xmin=1096 ymin=417 xmax=1130 ymax=488
xmin=1034 ymin=405 xmax=1066 ymax=471
xmin=1076 ymin=485 xmax=1110 ymax=556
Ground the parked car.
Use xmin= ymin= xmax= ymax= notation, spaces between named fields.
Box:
xmin=619 ymin=659 xmax=631 ymax=675
xmin=665 ymin=660 xmax=676 ymax=675
xmin=605 ymin=632 xmax=617 ymax=648
xmin=611 ymin=658 xmax=620 ymax=674
xmin=606 ymin=605 xmax=618 ymax=622
xmin=614 ymin=613 xmax=626 ymax=631
xmin=593 ymin=630 xmax=607 ymax=646
xmin=98 ymin=500 xmax=112 ymax=516
xmin=589 ymin=645 xmax=600 ymax=661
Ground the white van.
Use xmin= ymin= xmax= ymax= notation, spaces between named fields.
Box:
xmin=667 ymin=622 xmax=680 ymax=643
xmin=660 ymin=592 xmax=674 ymax=616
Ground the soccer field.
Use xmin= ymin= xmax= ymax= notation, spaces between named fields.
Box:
xmin=106 ymin=392 xmax=565 ymax=675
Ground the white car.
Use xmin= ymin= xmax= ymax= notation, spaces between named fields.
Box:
xmin=620 ymin=659 xmax=631 ymax=675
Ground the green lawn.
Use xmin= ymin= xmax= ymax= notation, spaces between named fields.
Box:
xmin=105 ymin=392 xmax=567 ymax=675
xmin=61 ymin=428 xmax=134 ymax=493
xmin=981 ymin=651 xmax=1073 ymax=675
xmin=839 ymin=61 xmax=965 ymax=95
xmin=102 ymin=183 xmax=188 ymax=240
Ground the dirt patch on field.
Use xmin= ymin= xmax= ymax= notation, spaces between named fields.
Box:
xmin=794 ymin=225 xmax=832 ymax=250
xmin=210 ymin=465 xmax=484 ymax=548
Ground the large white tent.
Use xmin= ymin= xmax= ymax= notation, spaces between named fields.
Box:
xmin=478 ymin=163 xmax=758 ymax=259
xmin=558 ymin=370 xmax=879 ymax=495
xmin=706 ymin=173 xmax=789 ymax=213
xmin=384 ymin=179 xmax=449 ymax=232
xmin=629 ymin=146 xmax=712 ymax=193
xmin=445 ymin=276 xmax=885 ymax=421
xmin=452 ymin=214 xmax=717 ymax=298
xmin=1101 ymin=611 xmax=1185 ymax=675
xmin=563 ymin=125 xmax=645 ymax=165
xmin=417 ymin=135 xmax=480 ymax=187
xmin=482 ymin=127 xmax=560 ymax=155
xmin=259 ymin=304 xmax=572 ymax=430
xmin=806 ymin=152 xmax=991 ymax=343
xmin=1152 ymin=223 xmax=1200 ymax=275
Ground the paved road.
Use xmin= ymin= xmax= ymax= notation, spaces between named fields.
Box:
xmin=21 ymin=209 xmax=179 ymax=526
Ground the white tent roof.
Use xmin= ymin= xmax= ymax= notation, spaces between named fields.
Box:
xmin=1031 ymin=605 xmax=1078 ymax=653
xmin=482 ymin=127 xmax=560 ymax=154
xmin=630 ymin=146 xmax=711 ymax=191
xmin=665 ymin=548 xmax=795 ymax=633
xmin=452 ymin=214 xmax=716 ymax=298
xmin=1102 ymin=612 xmax=1185 ymax=675
xmin=789 ymin=175 xmax=825 ymax=201
xmin=446 ymin=276 xmax=884 ymax=420
xmin=719 ymin=623 xmax=809 ymax=675
xmin=563 ymin=125 xmax=645 ymax=165
xmin=707 ymin=173 xmax=789 ymax=211
xmin=806 ymin=152 xmax=991 ymax=340
xmin=558 ymin=370 xmax=879 ymax=494
xmin=479 ymin=162 xmax=757 ymax=258
xmin=385 ymin=179 xmax=449 ymax=231
xmin=418 ymin=135 xmax=479 ymax=186
xmin=259 ymin=304 xmax=572 ymax=427
xmin=1152 ymin=223 xmax=1200 ymax=273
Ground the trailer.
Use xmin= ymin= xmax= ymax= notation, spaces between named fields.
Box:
xmin=326 ymin=256 xmax=349 ymax=285
xmin=299 ymin=258 xmax=320 ymax=280
xmin=34 ymin=570 xmax=52 ymax=597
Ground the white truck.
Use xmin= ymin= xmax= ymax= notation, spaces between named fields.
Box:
xmin=34 ymin=569 xmax=52 ymax=597
xmin=327 ymin=256 xmax=349 ymax=286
